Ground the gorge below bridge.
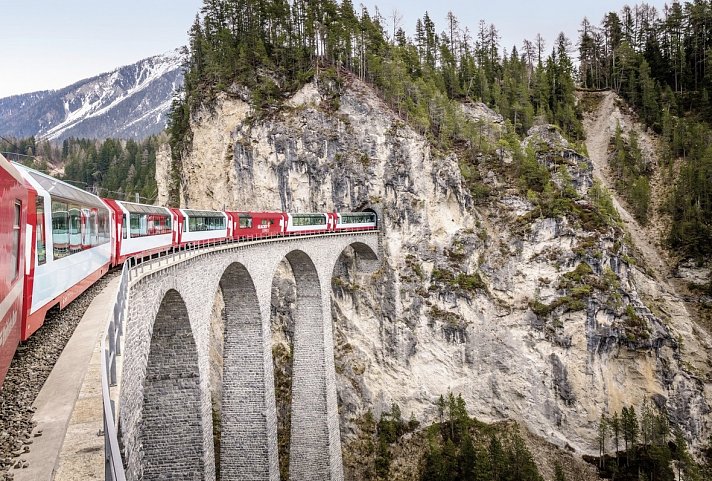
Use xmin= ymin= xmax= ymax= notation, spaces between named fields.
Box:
xmin=110 ymin=230 xmax=381 ymax=481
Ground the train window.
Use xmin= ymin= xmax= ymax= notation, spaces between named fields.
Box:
xmin=239 ymin=216 xmax=252 ymax=228
xmin=152 ymin=215 xmax=171 ymax=235
xmin=81 ymin=208 xmax=92 ymax=249
xmin=90 ymin=210 xmax=99 ymax=246
xmin=292 ymin=214 xmax=327 ymax=226
xmin=188 ymin=215 xmax=226 ymax=232
xmin=129 ymin=213 xmax=141 ymax=237
xmin=51 ymin=197 xmax=110 ymax=258
xmin=213 ymin=216 xmax=226 ymax=230
xmin=339 ymin=213 xmax=376 ymax=224
xmin=52 ymin=200 xmax=69 ymax=259
xmin=128 ymin=213 xmax=171 ymax=237
xmin=11 ymin=202 xmax=21 ymax=280
xmin=96 ymin=210 xmax=109 ymax=246
xmin=68 ymin=204 xmax=82 ymax=254
xmin=99 ymin=212 xmax=110 ymax=243
xmin=122 ymin=214 xmax=127 ymax=239
xmin=36 ymin=196 xmax=46 ymax=265
xmin=261 ymin=219 xmax=269 ymax=226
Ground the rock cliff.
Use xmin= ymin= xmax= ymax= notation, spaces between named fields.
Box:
xmin=162 ymin=75 xmax=712 ymax=471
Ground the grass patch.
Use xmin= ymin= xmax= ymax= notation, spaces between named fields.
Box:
xmin=431 ymin=268 xmax=486 ymax=293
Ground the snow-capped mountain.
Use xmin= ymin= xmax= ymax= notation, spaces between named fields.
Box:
xmin=0 ymin=49 xmax=185 ymax=141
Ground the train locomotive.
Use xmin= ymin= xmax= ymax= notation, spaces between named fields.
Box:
xmin=0 ymin=155 xmax=377 ymax=388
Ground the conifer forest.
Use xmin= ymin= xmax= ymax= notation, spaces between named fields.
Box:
xmin=166 ymin=0 xmax=712 ymax=262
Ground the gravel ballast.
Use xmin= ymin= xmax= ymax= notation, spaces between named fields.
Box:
xmin=0 ymin=272 xmax=118 ymax=479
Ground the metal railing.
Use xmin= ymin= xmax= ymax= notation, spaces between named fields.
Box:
xmin=101 ymin=262 xmax=128 ymax=481
xmin=100 ymin=227 xmax=378 ymax=480
xmin=127 ymin=228 xmax=379 ymax=283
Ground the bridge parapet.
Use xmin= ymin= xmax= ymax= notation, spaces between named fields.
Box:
xmin=101 ymin=231 xmax=380 ymax=481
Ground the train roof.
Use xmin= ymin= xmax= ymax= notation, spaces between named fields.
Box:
xmin=181 ymin=208 xmax=226 ymax=217
xmin=230 ymin=211 xmax=285 ymax=216
xmin=12 ymin=161 xmax=107 ymax=210
xmin=0 ymin=153 xmax=25 ymax=184
xmin=116 ymin=200 xmax=171 ymax=216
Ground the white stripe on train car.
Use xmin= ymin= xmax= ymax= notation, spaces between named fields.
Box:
xmin=25 ymin=225 xmax=32 ymax=275
xmin=120 ymin=232 xmax=173 ymax=257
xmin=30 ymin=243 xmax=111 ymax=314
xmin=336 ymin=222 xmax=376 ymax=229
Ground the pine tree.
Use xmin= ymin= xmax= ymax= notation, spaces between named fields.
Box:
xmin=506 ymin=431 xmax=543 ymax=481
xmin=489 ymin=435 xmax=505 ymax=481
xmin=611 ymin=411 xmax=621 ymax=461
xmin=458 ymin=432 xmax=476 ymax=480
xmin=624 ymin=405 xmax=639 ymax=460
xmin=598 ymin=413 xmax=609 ymax=468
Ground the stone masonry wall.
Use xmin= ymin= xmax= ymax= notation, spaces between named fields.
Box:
xmin=142 ymin=290 xmax=205 ymax=479
xmin=219 ymin=262 xmax=270 ymax=479
xmin=286 ymin=250 xmax=329 ymax=481
xmin=119 ymin=232 xmax=380 ymax=481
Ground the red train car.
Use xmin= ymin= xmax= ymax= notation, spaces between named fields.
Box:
xmin=284 ymin=212 xmax=330 ymax=235
xmin=0 ymin=155 xmax=28 ymax=386
xmin=103 ymin=199 xmax=177 ymax=266
xmin=228 ymin=211 xmax=286 ymax=240
xmin=13 ymin=163 xmax=112 ymax=339
xmin=176 ymin=208 xmax=229 ymax=247
xmin=334 ymin=211 xmax=377 ymax=232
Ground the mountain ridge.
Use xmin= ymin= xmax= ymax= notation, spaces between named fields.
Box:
xmin=0 ymin=49 xmax=185 ymax=141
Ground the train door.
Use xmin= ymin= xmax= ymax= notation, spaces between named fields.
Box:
xmin=225 ymin=212 xmax=236 ymax=238
xmin=170 ymin=209 xmax=183 ymax=246
xmin=102 ymin=198 xmax=123 ymax=266
xmin=172 ymin=212 xmax=178 ymax=244
xmin=327 ymin=212 xmax=337 ymax=232
xmin=0 ymin=157 xmax=28 ymax=386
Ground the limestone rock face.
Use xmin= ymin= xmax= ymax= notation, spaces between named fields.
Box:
xmin=167 ymin=77 xmax=712 ymax=460
xmin=155 ymin=143 xmax=172 ymax=207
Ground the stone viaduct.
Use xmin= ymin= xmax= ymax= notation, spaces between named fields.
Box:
xmin=116 ymin=231 xmax=380 ymax=481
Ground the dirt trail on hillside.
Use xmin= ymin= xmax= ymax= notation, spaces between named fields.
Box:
xmin=581 ymin=93 xmax=712 ymax=445
xmin=583 ymin=91 xmax=671 ymax=281
xmin=581 ymin=91 xmax=710 ymax=338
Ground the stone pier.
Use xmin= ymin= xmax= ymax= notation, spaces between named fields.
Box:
xmin=118 ymin=233 xmax=380 ymax=481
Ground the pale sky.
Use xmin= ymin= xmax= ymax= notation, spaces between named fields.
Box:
xmin=0 ymin=0 xmax=671 ymax=98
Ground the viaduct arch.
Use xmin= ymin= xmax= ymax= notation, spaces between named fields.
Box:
xmin=118 ymin=232 xmax=380 ymax=481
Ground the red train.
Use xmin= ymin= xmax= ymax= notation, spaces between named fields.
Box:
xmin=0 ymin=156 xmax=377 ymax=388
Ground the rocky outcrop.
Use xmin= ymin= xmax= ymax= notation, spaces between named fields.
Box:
xmin=165 ymin=75 xmax=712 ymax=466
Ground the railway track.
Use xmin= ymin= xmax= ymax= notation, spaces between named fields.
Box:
xmin=0 ymin=271 xmax=118 ymax=479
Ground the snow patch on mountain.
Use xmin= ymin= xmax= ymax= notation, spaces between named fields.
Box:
xmin=0 ymin=49 xmax=186 ymax=141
